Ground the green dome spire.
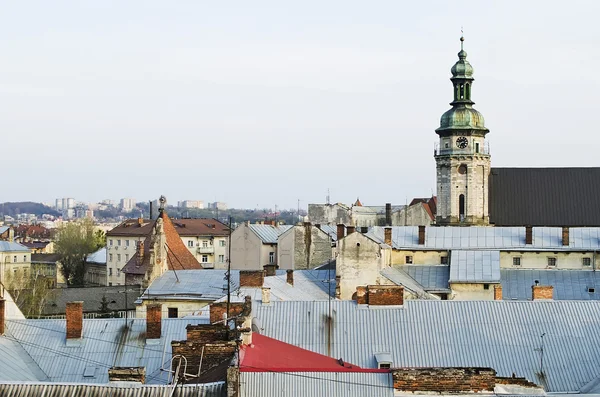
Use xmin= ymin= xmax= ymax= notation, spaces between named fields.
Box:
xmin=436 ymin=35 xmax=489 ymax=135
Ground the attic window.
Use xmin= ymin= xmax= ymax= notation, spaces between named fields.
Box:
xmin=440 ymin=256 xmax=448 ymax=265
xmin=583 ymin=258 xmax=591 ymax=267
xmin=83 ymin=366 xmax=97 ymax=378
xmin=379 ymin=363 xmax=391 ymax=369
xmin=375 ymin=352 xmax=392 ymax=370
xmin=405 ymin=256 xmax=413 ymax=264
xmin=547 ymin=257 xmax=557 ymax=268
xmin=588 ymin=287 xmax=596 ymax=293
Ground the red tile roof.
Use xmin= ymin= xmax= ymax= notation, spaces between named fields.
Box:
xmin=240 ymin=333 xmax=386 ymax=373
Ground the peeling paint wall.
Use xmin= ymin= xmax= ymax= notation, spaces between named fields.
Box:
xmin=450 ymin=283 xmax=495 ymax=300
xmin=499 ymin=251 xmax=592 ymax=270
xmin=308 ymin=204 xmax=351 ymax=225
xmin=391 ymin=250 xmax=449 ymax=265
xmin=278 ymin=225 xmax=334 ymax=270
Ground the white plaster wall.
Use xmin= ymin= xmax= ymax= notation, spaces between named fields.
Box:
xmin=391 ymin=250 xmax=449 ymax=265
xmin=136 ymin=299 xmax=212 ymax=318
xmin=230 ymin=224 xmax=262 ymax=270
xmin=451 ymin=283 xmax=495 ymax=300
xmin=499 ymin=251 xmax=594 ymax=270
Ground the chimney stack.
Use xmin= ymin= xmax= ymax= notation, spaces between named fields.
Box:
xmin=532 ymin=284 xmax=553 ymax=300
xmin=385 ymin=203 xmax=392 ymax=226
xmin=525 ymin=226 xmax=533 ymax=245
xmin=108 ymin=367 xmax=146 ymax=384
xmin=239 ymin=270 xmax=265 ymax=287
xmin=355 ymin=285 xmax=404 ymax=306
xmin=146 ymin=303 xmax=162 ymax=340
xmin=286 ymin=269 xmax=294 ymax=286
xmin=346 ymin=225 xmax=355 ymax=235
xmin=493 ymin=285 xmax=502 ymax=300
xmin=262 ymin=287 xmax=271 ymax=304
xmin=136 ymin=241 xmax=144 ymax=265
xmin=337 ymin=224 xmax=345 ymax=239
xmin=8 ymin=227 xmax=14 ymax=242
xmin=263 ymin=264 xmax=277 ymax=277
xmin=66 ymin=301 xmax=83 ymax=340
xmin=418 ymin=226 xmax=426 ymax=245
xmin=0 ymin=298 xmax=5 ymax=335
xmin=562 ymin=227 xmax=569 ymax=246
xmin=360 ymin=226 xmax=368 ymax=233
xmin=138 ymin=217 xmax=143 ymax=226
xmin=149 ymin=201 xmax=153 ymax=219
xmin=384 ymin=227 xmax=393 ymax=247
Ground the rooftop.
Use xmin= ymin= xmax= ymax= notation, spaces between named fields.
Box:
xmin=248 ymin=224 xmax=293 ymax=244
xmin=107 ymin=217 xmax=229 ymax=237
xmin=0 ymin=241 xmax=30 ymax=252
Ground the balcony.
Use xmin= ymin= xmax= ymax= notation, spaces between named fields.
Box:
xmin=434 ymin=142 xmax=490 ymax=156
xmin=197 ymin=246 xmax=214 ymax=254
xmin=201 ymin=262 xmax=214 ymax=269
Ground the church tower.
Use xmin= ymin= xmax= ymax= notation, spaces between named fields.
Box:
xmin=435 ymin=36 xmax=490 ymax=225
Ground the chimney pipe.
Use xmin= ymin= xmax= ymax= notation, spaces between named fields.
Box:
xmin=385 ymin=203 xmax=392 ymax=226
xmin=418 ymin=226 xmax=426 ymax=245
xmin=0 ymin=298 xmax=5 ymax=335
xmin=263 ymin=264 xmax=277 ymax=277
xmin=384 ymin=227 xmax=392 ymax=247
xmin=136 ymin=241 xmax=144 ymax=266
xmin=286 ymin=269 xmax=294 ymax=286
xmin=562 ymin=227 xmax=569 ymax=246
xmin=346 ymin=225 xmax=355 ymax=235
xmin=66 ymin=301 xmax=83 ymax=339
xmin=525 ymin=226 xmax=533 ymax=245
xmin=337 ymin=224 xmax=345 ymax=239
xmin=149 ymin=201 xmax=153 ymax=219
xmin=146 ymin=303 xmax=162 ymax=340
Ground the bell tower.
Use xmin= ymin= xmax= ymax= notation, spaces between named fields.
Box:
xmin=435 ymin=36 xmax=490 ymax=225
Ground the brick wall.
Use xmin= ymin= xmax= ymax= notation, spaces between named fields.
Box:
xmin=186 ymin=324 xmax=230 ymax=343
xmin=532 ymin=285 xmax=553 ymax=300
xmin=171 ymin=340 xmax=237 ymax=377
xmin=496 ymin=376 xmax=540 ymax=388
xmin=355 ymin=285 xmax=403 ymax=305
xmin=239 ymin=270 xmax=264 ymax=287
xmin=393 ymin=367 xmax=496 ymax=393
xmin=108 ymin=367 xmax=146 ymax=383
xmin=355 ymin=286 xmax=367 ymax=304
xmin=209 ymin=302 xmax=245 ymax=324
xmin=146 ymin=303 xmax=162 ymax=339
xmin=66 ymin=301 xmax=83 ymax=339
xmin=494 ymin=285 xmax=502 ymax=300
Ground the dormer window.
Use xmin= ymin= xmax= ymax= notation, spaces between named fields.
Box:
xmin=375 ymin=352 xmax=393 ymax=370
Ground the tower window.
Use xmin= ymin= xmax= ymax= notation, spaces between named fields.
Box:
xmin=459 ymin=194 xmax=465 ymax=218
xmin=458 ymin=164 xmax=467 ymax=174
xmin=475 ymin=142 xmax=480 ymax=153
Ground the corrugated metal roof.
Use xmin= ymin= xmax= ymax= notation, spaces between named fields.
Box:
xmin=0 ymin=241 xmax=30 ymax=252
xmin=87 ymin=248 xmax=106 ymax=264
xmin=239 ymin=372 xmax=393 ymax=397
xmin=143 ymin=270 xmax=240 ymax=301
xmin=0 ymin=337 xmax=48 ymax=382
xmin=319 ymin=225 xmax=338 ymax=241
xmin=501 ymin=269 xmax=600 ymax=301
xmin=489 ymin=167 xmax=600 ymax=227
xmin=248 ymin=224 xmax=292 ymax=244
xmin=379 ymin=268 xmax=440 ymax=299
xmin=366 ymin=226 xmax=600 ymax=251
xmin=5 ymin=318 xmax=208 ymax=384
xmin=399 ymin=265 xmax=450 ymax=291
xmin=253 ymin=300 xmax=600 ymax=392
xmin=0 ymin=382 xmax=225 ymax=396
xmin=449 ymin=250 xmax=500 ymax=283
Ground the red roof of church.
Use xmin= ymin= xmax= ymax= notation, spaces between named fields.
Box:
xmin=354 ymin=198 xmax=363 ymax=207
xmin=239 ymin=333 xmax=387 ymax=373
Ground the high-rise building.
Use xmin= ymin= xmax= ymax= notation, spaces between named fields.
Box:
xmin=120 ymin=198 xmax=136 ymax=212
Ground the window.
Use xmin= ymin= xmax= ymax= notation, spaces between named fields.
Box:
xmin=444 ymin=142 xmax=449 ymax=149
xmin=125 ymin=254 xmax=129 ymax=261
xmin=547 ymin=257 xmax=557 ymax=267
xmin=219 ymin=255 xmax=225 ymax=263
xmin=126 ymin=240 xmax=130 ymax=247
xmin=483 ymin=283 xmax=490 ymax=290
xmin=109 ymin=253 xmax=113 ymax=262
xmin=117 ymin=239 xmax=121 ymax=246
xmin=513 ymin=257 xmax=521 ymax=267
xmin=405 ymin=256 xmax=413 ymax=264
xmin=188 ymin=240 xmax=194 ymax=248
xmin=109 ymin=239 xmax=113 ymax=246
xmin=379 ymin=363 xmax=391 ymax=369
xmin=117 ymin=254 xmax=121 ymax=262
xmin=13 ymin=256 xmax=17 ymax=263
xmin=117 ymin=269 xmax=120 ymax=277
xmin=109 ymin=268 xmax=113 ymax=276
xmin=269 ymin=252 xmax=275 ymax=264
xmin=220 ymin=240 xmax=226 ymax=247
xmin=440 ymin=256 xmax=448 ymax=265
xmin=202 ymin=255 xmax=208 ymax=263
xmin=475 ymin=142 xmax=480 ymax=153
xmin=202 ymin=240 xmax=208 ymax=248
xmin=588 ymin=287 xmax=596 ymax=293
xmin=583 ymin=258 xmax=592 ymax=267
xmin=168 ymin=308 xmax=178 ymax=318
xmin=23 ymin=255 xmax=27 ymax=262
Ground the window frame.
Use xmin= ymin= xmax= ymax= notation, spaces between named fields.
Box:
xmin=547 ymin=257 xmax=557 ymax=268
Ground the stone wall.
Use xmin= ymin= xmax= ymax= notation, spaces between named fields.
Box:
xmin=392 ymin=367 xmax=496 ymax=393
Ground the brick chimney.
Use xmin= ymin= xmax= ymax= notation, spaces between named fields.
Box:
xmin=532 ymin=283 xmax=553 ymax=300
xmin=346 ymin=225 xmax=355 ymax=235
xmin=239 ymin=270 xmax=264 ymax=287
xmin=136 ymin=241 xmax=144 ymax=265
xmin=493 ymin=285 xmax=502 ymax=300
xmin=137 ymin=217 xmax=144 ymax=226
xmin=286 ymin=269 xmax=294 ymax=286
xmin=262 ymin=287 xmax=271 ymax=304
xmin=562 ymin=227 xmax=569 ymax=246
xmin=263 ymin=264 xmax=277 ymax=276
xmin=108 ymin=367 xmax=146 ymax=384
xmin=0 ymin=298 xmax=5 ymax=335
xmin=525 ymin=226 xmax=533 ymax=245
xmin=146 ymin=303 xmax=162 ymax=340
xmin=66 ymin=301 xmax=83 ymax=339
xmin=355 ymin=285 xmax=404 ymax=306
xmin=385 ymin=203 xmax=392 ymax=226
xmin=418 ymin=226 xmax=426 ymax=245
xmin=337 ymin=224 xmax=345 ymax=239
xmin=8 ymin=227 xmax=14 ymax=242
xmin=384 ymin=227 xmax=392 ymax=246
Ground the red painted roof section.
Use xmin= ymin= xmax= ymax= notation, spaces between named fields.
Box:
xmin=240 ymin=333 xmax=387 ymax=373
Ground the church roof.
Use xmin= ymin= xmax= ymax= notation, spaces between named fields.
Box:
xmin=489 ymin=167 xmax=600 ymax=226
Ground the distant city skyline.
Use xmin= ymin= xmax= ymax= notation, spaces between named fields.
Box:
xmin=2 ymin=1 xmax=599 ymax=209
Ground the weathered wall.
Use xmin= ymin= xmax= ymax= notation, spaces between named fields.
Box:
xmin=308 ymin=204 xmax=351 ymax=225
xmin=135 ymin=299 xmax=211 ymax=318
xmin=337 ymin=233 xmax=392 ymax=300
xmin=391 ymin=249 xmax=449 ymax=265
xmin=230 ymin=224 xmax=261 ymax=270
xmin=451 ymin=283 xmax=496 ymax=300
xmin=499 ymin=251 xmax=593 ymax=270
xmin=393 ymin=367 xmax=496 ymax=393
xmin=391 ymin=203 xmax=434 ymax=226
xmin=278 ymin=225 xmax=333 ymax=270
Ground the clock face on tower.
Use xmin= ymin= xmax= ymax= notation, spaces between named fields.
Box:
xmin=456 ymin=136 xmax=468 ymax=149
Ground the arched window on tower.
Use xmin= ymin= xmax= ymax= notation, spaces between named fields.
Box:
xmin=459 ymin=194 xmax=465 ymax=221
xmin=459 ymin=84 xmax=464 ymax=99
xmin=465 ymin=84 xmax=471 ymax=100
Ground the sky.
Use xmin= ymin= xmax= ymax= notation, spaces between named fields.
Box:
xmin=1 ymin=1 xmax=600 ymax=210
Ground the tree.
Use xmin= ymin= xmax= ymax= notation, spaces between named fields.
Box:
xmin=97 ymin=295 xmax=116 ymax=318
xmin=55 ymin=218 xmax=105 ymax=286
xmin=4 ymin=269 xmax=54 ymax=318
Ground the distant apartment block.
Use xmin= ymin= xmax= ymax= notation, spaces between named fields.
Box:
xmin=178 ymin=200 xmax=204 ymax=209
xmin=208 ymin=202 xmax=227 ymax=210
xmin=55 ymin=198 xmax=75 ymax=211
xmin=120 ymin=198 xmax=136 ymax=212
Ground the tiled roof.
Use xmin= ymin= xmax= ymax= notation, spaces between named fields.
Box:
xmin=501 ymin=269 xmax=600 ymax=301
xmin=5 ymin=317 xmax=209 ymax=384
xmin=122 ymin=211 xmax=201 ymax=275
xmin=0 ymin=241 xmax=30 ymax=252
xmin=366 ymin=226 xmax=600 ymax=251
xmin=248 ymin=224 xmax=292 ymax=244
xmin=449 ymin=250 xmax=501 ymax=283
xmin=489 ymin=167 xmax=600 ymax=226
xmin=253 ymin=300 xmax=600 ymax=392
xmin=108 ymin=218 xmax=229 ymax=237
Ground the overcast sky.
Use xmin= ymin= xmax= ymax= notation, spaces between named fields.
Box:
xmin=2 ymin=1 xmax=599 ymax=210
